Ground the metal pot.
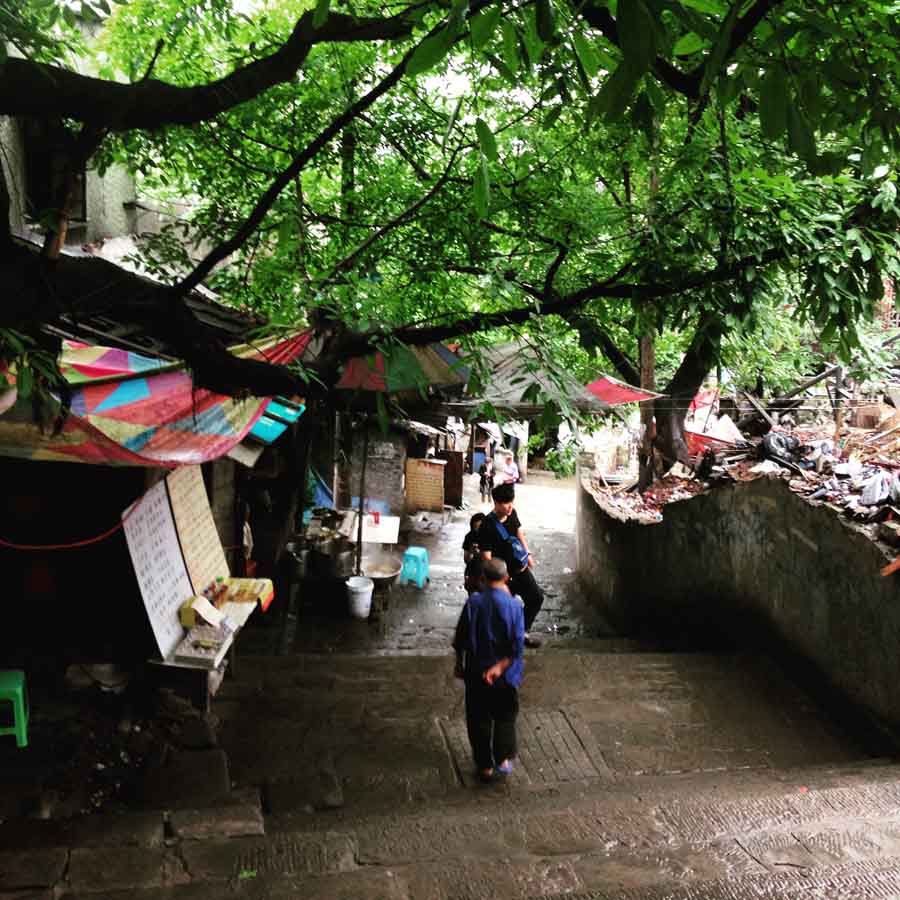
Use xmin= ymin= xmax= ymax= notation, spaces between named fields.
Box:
xmin=285 ymin=542 xmax=309 ymax=579
xmin=333 ymin=548 xmax=355 ymax=578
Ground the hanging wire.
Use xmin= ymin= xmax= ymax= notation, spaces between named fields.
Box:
xmin=0 ymin=491 xmax=147 ymax=551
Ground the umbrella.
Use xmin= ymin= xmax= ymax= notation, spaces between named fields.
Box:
xmin=334 ymin=341 xmax=467 ymax=575
xmin=336 ymin=342 xmax=468 ymax=393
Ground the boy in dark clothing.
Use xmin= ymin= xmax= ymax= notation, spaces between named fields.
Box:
xmin=453 ymin=558 xmax=524 ymax=782
xmin=478 ymin=482 xmax=545 ymax=648
xmin=462 ymin=513 xmax=485 ymax=563
xmin=478 ymin=459 xmax=494 ymax=503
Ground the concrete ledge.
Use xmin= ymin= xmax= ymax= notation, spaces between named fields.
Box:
xmin=576 ymin=473 xmax=900 ymax=736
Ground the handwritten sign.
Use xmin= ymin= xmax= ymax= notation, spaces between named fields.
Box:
xmin=166 ymin=465 xmax=229 ymax=593
xmin=122 ymin=480 xmax=194 ymax=660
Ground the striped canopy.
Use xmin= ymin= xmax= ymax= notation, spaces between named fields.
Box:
xmin=0 ymin=333 xmax=310 ymax=466
xmin=336 ymin=342 xmax=467 ymax=392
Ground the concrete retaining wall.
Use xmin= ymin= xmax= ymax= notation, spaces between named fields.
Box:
xmin=576 ymin=471 xmax=900 ymax=733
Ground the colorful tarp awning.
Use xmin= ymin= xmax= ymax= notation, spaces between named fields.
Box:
xmin=336 ymin=342 xmax=467 ymax=392
xmin=584 ymin=375 xmax=665 ymax=406
xmin=0 ymin=332 xmax=310 ymax=466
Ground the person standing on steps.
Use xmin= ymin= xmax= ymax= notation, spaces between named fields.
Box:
xmin=499 ymin=451 xmax=519 ymax=485
xmin=478 ymin=457 xmax=494 ymax=504
xmin=452 ymin=558 xmax=524 ymax=783
xmin=478 ymin=482 xmax=544 ymax=649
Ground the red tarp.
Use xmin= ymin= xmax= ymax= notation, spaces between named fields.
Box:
xmin=584 ymin=375 xmax=664 ymax=406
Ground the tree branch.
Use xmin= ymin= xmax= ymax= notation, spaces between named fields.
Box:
xmin=321 ymin=148 xmax=459 ymax=286
xmin=0 ymin=10 xmax=415 ymax=129
xmin=581 ymin=0 xmax=783 ymax=100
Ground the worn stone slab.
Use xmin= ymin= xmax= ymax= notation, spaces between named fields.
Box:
xmin=234 ymin=870 xmax=407 ymax=900
xmin=170 ymin=805 xmax=264 ymax=841
xmin=181 ymin=833 xmax=356 ymax=882
xmin=71 ymin=812 xmax=165 ymax=849
xmin=264 ymin=771 xmax=343 ymax=814
xmin=135 ymin=750 xmax=231 ymax=811
xmin=521 ymin=810 xmax=619 ymax=857
xmin=356 ymin=812 xmax=522 ymax=866
xmin=0 ymin=849 xmax=68 ymax=890
xmin=0 ymin=891 xmax=55 ymax=900
xmin=67 ymin=847 xmax=170 ymax=894
xmin=440 ymin=708 xmax=609 ymax=787
xmin=400 ymin=855 xmax=582 ymax=900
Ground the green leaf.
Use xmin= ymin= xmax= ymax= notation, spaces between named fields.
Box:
xmin=617 ymin=0 xmax=656 ymax=74
xmin=501 ymin=20 xmax=521 ymax=74
xmin=672 ymin=32 xmax=706 ymax=56
xmin=277 ymin=219 xmax=294 ymax=251
xmin=473 ymin=155 xmax=490 ymax=218
xmin=312 ymin=0 xmax=330 ymax=29
xmin=787 ymin=104 xmax=816 ymax=160
xmin=407 ymin=29 xmax=452 ymax=76
xmin=759 ymin=67 xmax=788 ymax=140
xmin=679 ymin=0 xmax=727 ymax=13
xmin=589 ymin=60 xmax=642 ymax=123
xmin=543 ymin=105 xmax=563 ymax=128
xmin=700 ymin=0 xmax=742 ymax=96
xmin=62 ymin=5 xmax=77 ymax=26
xmin=535 ymin=0 xmax=556 ymax=43
xmin=823 ymin=54 xmax=862 ymax=86
xmin=470 ymin=7 xmax=501 ymax=50
xmin=475 ymin=118 xmax=498 ymax=161
xmin=443 ymin=96 xmax=463 ymax=152
xmin=572 ymin=32 xmax=600 ymax=79
xmin=17 ymin=367 xmax=32 ymax=400
xmin=521 ymin=11 xmax=544 ymax=66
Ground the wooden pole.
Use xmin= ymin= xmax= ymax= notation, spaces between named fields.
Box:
xmin=355 ymin=418 xmax=369 ymax=577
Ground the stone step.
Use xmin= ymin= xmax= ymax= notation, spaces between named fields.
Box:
xmin=48 ymin=851 xmax=900 ymax=900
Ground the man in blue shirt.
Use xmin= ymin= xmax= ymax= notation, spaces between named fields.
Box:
xmin=453 ymin=558 xmax=525 ymax=783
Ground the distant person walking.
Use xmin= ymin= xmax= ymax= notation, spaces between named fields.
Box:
xmin=453 ymin=558 xmax=524 ymax=783
xmin=478 ymin=458 xmax=494 ymax=504
xmin=478 ymin=482 xmax=544 ymax=648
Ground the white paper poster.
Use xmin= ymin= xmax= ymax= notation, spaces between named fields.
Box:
xmin=122 ymin=480 xmax=194 ymax=660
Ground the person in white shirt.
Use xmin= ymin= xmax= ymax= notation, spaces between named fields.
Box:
xmin=500 ymin=452 xmax=519 ymax=484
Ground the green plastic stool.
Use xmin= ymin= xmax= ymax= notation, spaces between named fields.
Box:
xmin=0 ymin=670 xmax=28 ymax=748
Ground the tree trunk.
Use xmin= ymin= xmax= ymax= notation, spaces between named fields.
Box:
xmin=652 ymin=314 xmax=723 ymax=471
xmin=637 ymin=330 xmax=657 ymax=489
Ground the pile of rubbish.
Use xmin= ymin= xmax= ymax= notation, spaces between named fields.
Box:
xmin=588 ymin=410 xmax=900 ymax=541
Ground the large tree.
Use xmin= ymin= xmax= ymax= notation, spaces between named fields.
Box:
xmin=3 ymin=0 xmax=900 ymax=468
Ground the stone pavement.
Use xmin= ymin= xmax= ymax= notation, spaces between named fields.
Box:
xmin=4 ymin=471 xmax=900 ymax=898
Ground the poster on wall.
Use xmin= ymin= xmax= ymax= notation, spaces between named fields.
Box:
xmin=166 ymin=465 xmax=228 ymax=594
xmin=122 ymin=479 xmax=194 ymax=660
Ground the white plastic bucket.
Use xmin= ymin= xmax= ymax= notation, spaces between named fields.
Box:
xmin=346 ymin=576 xmax=374 ymax=619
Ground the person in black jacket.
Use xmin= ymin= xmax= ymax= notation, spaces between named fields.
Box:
xmin=477 ymin=482 xmax=544 ymax=649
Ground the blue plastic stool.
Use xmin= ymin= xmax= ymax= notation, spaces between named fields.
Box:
xmin=399 ymin=546 xmax=430 ymax=589
xmin=0 ymin=670 xmax=28 ymax=748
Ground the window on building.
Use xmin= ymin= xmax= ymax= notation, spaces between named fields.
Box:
xmin=22 ymin=118 xmax=87 ymax=226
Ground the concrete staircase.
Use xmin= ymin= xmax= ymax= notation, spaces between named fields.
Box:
xmin=5 ymin=643 xmax=900 ymax=899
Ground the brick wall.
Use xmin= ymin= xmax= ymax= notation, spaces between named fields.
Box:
xmin=405 ymin=459 xmax=445 ymax=512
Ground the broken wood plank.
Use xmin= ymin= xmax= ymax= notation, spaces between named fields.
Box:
xmin=742 ymin=391 xmax=775 ymax=427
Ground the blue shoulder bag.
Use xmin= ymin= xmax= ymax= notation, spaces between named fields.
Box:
xmin=491 ymin=514 xmax=530 ymax=572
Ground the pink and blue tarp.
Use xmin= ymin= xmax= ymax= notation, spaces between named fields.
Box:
xmin=0 ymin=332 xmax=310 ymax=466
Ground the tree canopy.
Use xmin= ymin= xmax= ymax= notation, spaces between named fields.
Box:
xmin=3 ymin=0 xmax=900 ymax=459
